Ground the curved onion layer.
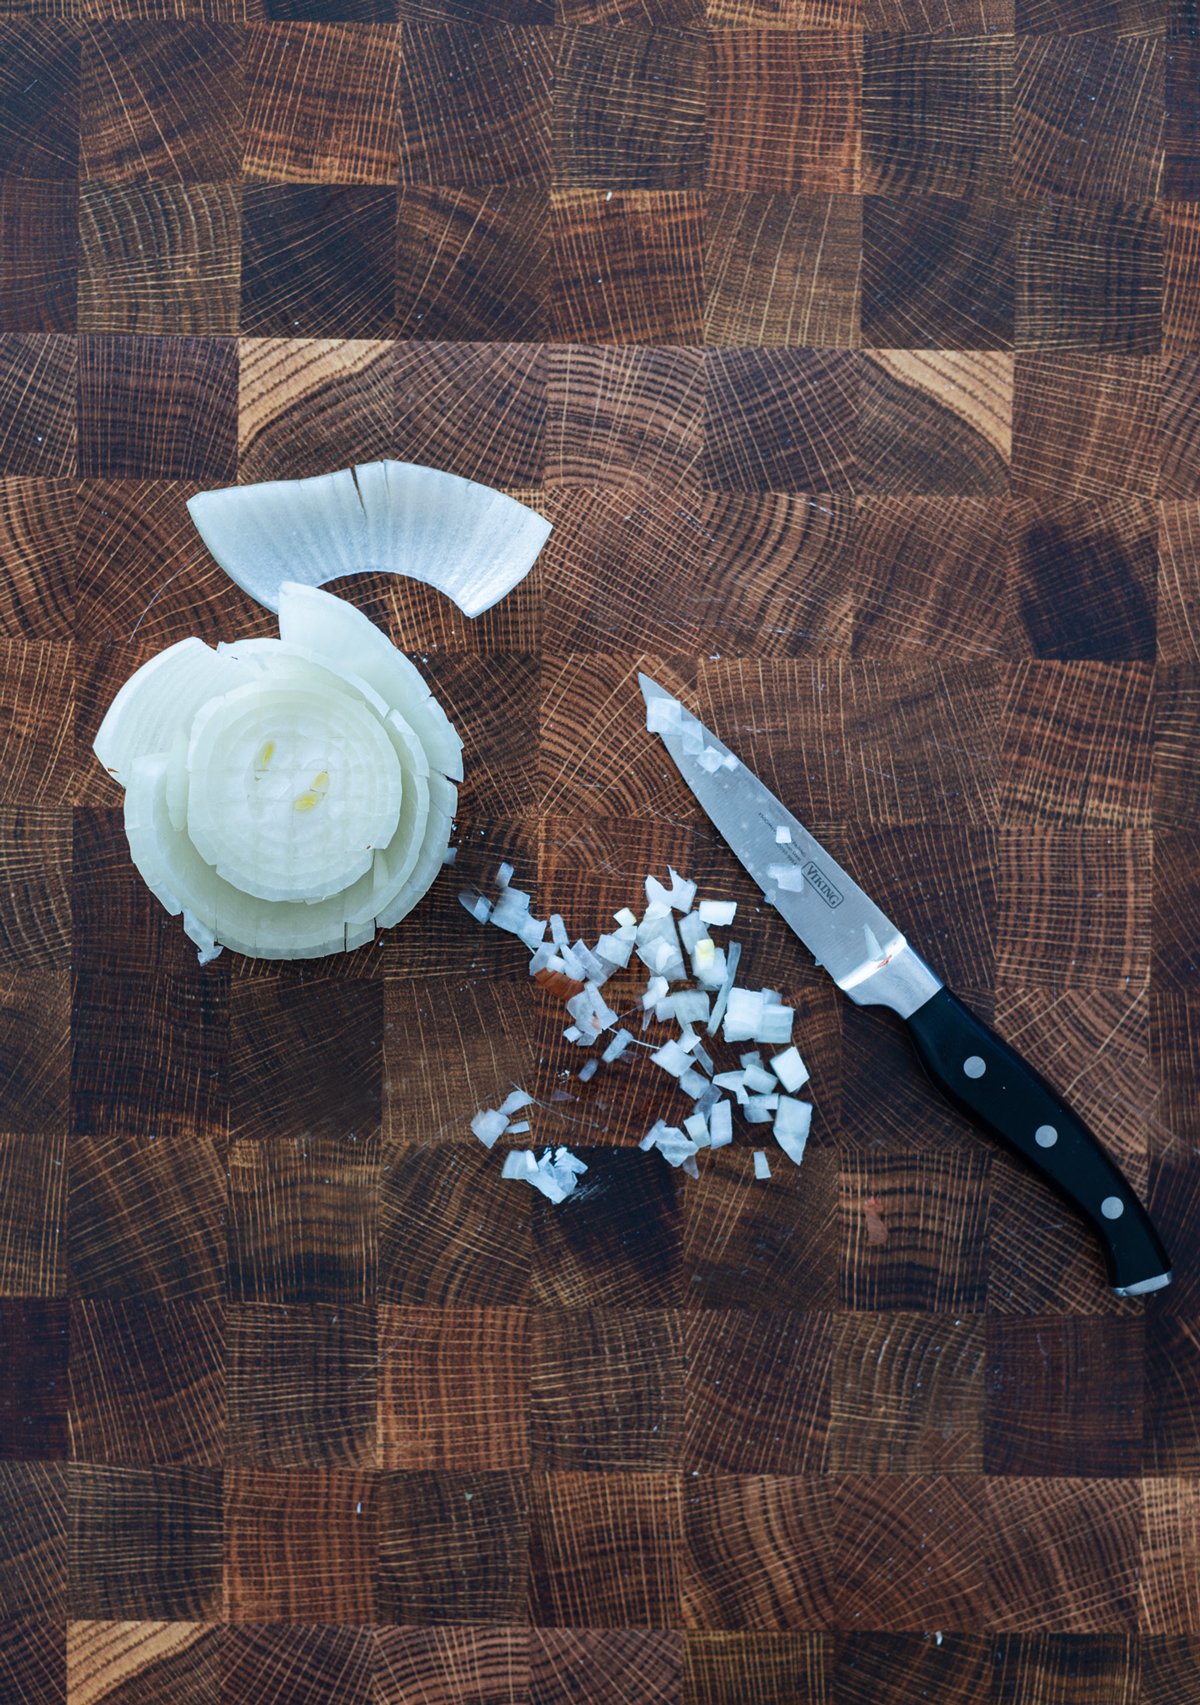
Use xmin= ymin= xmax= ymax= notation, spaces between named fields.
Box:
xmin=95 ymin=587 xmax=461 ymax=962
xmin=187 ymin=461 xmax=552 ymax=620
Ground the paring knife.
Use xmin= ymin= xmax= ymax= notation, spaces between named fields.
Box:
xmin=638 ymin=674 xmax=1172 ymax=1298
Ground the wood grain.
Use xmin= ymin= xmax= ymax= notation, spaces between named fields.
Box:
xmin=0 ymin=7 xmax=1190 ymax=1692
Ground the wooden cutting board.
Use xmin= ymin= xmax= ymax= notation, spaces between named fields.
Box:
xmin=0 ymin=8 xmax=1197 ymax=1702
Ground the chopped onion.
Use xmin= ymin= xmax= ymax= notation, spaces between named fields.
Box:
xmin=678 ymin=1068 xmax=710 ymax=1100
xmin=773 ymin=1097 xmax=812 ymax=1166
xmin=708 ymin=1100 xmax=733 ymax=1147
xmin=766 ymin=863 xmax=805 ymax=893
xmin=771 ymin=1045 xmax=809 ymax=1093
xmin=743 ymin=1095 xmax=775 ymax=1125
xmin=471 ymin=1108 xmax=508 ymax=1149
xmin=593 ymin=930 xmax=634 ymax=969
xmin=508 ymin=1119 xmax=530 ymax=1135
xmin=578 ymin=1059 xmax=598 ymax=1083
xmin=496 ymin=861 xmax=514 ymax=888
xmin=775 ymin=826 xmax=792 ymax=845
xmin=684 ymin=1111 xmax=709 ymax=1144
xmin=753 ymin=1150 xmax=772 ymax=1180
xmin=188 ymin=461 xmax=550 ymax=619
xmin=645 ymin=696 xmax=681 ymax=734
xmin=601 ymin=1028 xmax=633 ymax=1063
xmin=650 ymin=1038 xmax=692 ymax=1078
xmin=707 ymin=941 xmax=741 ymax=1028
xmin=722 ymin=988 xmax=765 ymax=1043
xmin=614 ymin=906 xmax=638 ymax=928
xmin=742 ymin=1062 xmax=777 ymax=1095
xmin=698 ymin=899 xmax=736 ymax=926
xmin=498 ymin=1089 xmax=533 ymax=1117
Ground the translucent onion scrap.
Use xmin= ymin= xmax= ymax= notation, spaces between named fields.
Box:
xmin=95 ymin=584 xmax=461 ymax=962
xmin=188 ymin=461 xmax=551 ymax=619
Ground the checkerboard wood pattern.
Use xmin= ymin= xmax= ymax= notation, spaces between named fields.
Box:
xmin=0 ymin=3 xmax=1197 ymax=1701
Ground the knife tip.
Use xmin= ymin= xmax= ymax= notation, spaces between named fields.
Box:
xmin=637 ymin=670 xmax=667 ymax=704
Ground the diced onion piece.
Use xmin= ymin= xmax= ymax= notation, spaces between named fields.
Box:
xmin=698 ymin=899 xmax=736 ymax=926
xmin=641 ymin=974 xmax=669 ymax=1011
xmin=498 ymin=1089 xmax=533 ymax=1117
xmin=773 ymin=1097 xmax=812 ymax=1166
xmin=678 ymin=1068 xmax=710 ymax=1099
xmin=501 ymin=1149 xmax=537 ymax=1181
xmin=646 ymin=696 xmax=681 ymax=734
xmin=757 ymin=1002 xmax=795 ymax=1046
xmin=460 ymin=891 xmax=492 ymax=924
xmin=707 ymin=941 xmax=741 ymax=1029
xmin=775 ymin=826 xmax=792 ymax=844
xmin=677 ymin=912 xmax=709 ymax=953
xmin=471 ymin=1108 xmax=508 ymax=1149
xmin=696 ymin=747 xmax=723 ymax=774
xmin=753 ymin=1150 xmax=772 ymax=1180
xmin=578 ymin=1059 xmax=598 ymax=1083
xmin=713 ymin=1070 xmax=745 ymax=1094
xmin=722 ymin=987 xmax=765 ymax=1044
xmin=594 ymin=930 xmax=634 ymax=970
xmin=614 ymin=906 xmax=638 ymax=928
xmin=744 ymin=1095 xmax=774 ymax=1125
xmin=770 ymin=1045 xmax=809 ymax=1093
xmin=742 ymin=1062 xmax=776 ymax=1095
xmin=601 ymin=1028 xmax=633 ymax=1063
xmin=94 ymin=638 xmax=243 ymax=788
xmin=508 ymin=1119 xmax=530 ymax=1135
xmin=189 ymin=462 xmax=550 ymax=621
xmin=684 ymin=1112 xmax=709 ymax=1144
xmin=496 ymin=861 xmax=514 ymax=888
xmin=669 ymin=990 xmax=710 ymax=1027
xmin=708 ymin=1100 xmax=733 ymax=1148
xmin=766 ymin=863 xmax=805 ymax=893
xmin=651 ymin=1039 xmax=692 ymax=1078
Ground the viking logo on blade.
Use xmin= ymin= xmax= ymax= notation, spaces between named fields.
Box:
xmin=804 ymin=859 xmax=844 ymax=908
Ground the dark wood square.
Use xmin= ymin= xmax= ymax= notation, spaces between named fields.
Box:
xmin=230 ymin=977 xmax=382 ymax=1142
xmin=545 ymin=344 xmax=702 ymax=487
xmin=398 ymin=23 xmax=553 ymax=187
xmin=1158 ymin=500 xmax=1200 ymax=664
xmin=241 ymin=185 xmax=396 ymax=337
xmin=79 ymin=183 xmax=240 ymax=336
xmin=376 ymin=1628 xmax=529 ymax=1705
xmin=1163 ymin=202 xmax=1200 ymax=355
xmin=69 ymin=1464 xmax=223 ymax=1621
xmin=0 ymin=642 xmax=74 ymax=807
xmin=0 ymin=185 xmax=76 ymax=334
xmin=238 ymin=336 xmax=394 ymax=481
xmin=0 ymin=337 xmax=75 ymax=478
xmin=379 ymin=1304 xmax=528 ymax=1470
xmin=68 ymin=1132 xmax=225 ymax=1305
xmin=703 ymin=348 xmax=856 ymax=492
xmin=227 ymin=1302 xmax=376 ymax=1468
xmin=0 ymin=1133 xmax=65 ymax=1299
xmin=1012 ymin=353 xmax=1161 ymax=502
xmin=68 ymin=1299 xmax=224 ymax=1467
xmin=0 ymin=1621 xmax=64 ymax=1705
xmin=227 ymin=1134 xmax=381 ymax=1304
xmin=0 ymin=1300 xmax=66 ymax=1462
xmin=1143 ymin=1636 xmax=1200 ymax=1705
xmin=863 ymin=33 xmax=1011 ymax=198
xmin=225 ymin=1466 xmax=376 ymax=1621
xmin=548 ymin=190 xmax=702 ymax=344
xmin=532 ymin=1629 xmax=682 ymax=1705
xmin=222 ymin=1625 xmax=374 ymax=1705
xmin=80 ymin=24 xmax=242 ymax=183
xmin=0 ymin=1464 xmax=66 ymax=1619
xmin=859 ymin=351 xmax=1011 ymax=496
xmin=984 ymin=1477 xmax=1140 ymax=1631
xmin=1165 ymin=40 xmax=1200 ymax=198
xmin=984 ymin=1315 xmax=1144 ymax=1477
xmin=1162 ymin=354 xmax=1200 ymax=499
xmin=987 ymin=1151 xmax=1143 ymax=1313
xmin=531 ymin=1308 xmax=683 ymax=1471
xmin=1013 ymin=34 xmax=1164 ymax=200
xmin=531 ymin=1470 xmax=680 ymax=1627
xmin=1155 ymin=663 xmax=1200 ymax=830
xmin=1153 ymin=829 xmax=1200 ymax=997
xmin=839 ymin=1148 xmax=993 ymax=1312
xmin=1016 ymin=0 xmax=1161 ymax=26
xmin=684 ymin=1147 xmax=838 ymax=1312
xmin=78 ymin=335 xmax=236 ymax=481
xmin=1016 ymin=198 xmax=1161 ymax=353
xmin=828 ymin=1312 xmax=984 ymax=1472
xmin=0 ymin=807 xmax=70 ymax=972
xmin=244 ymin=22 xmax=400 ymax=185
xmin=1145 ymin=1311 xmax=1200 ymax=1474
xmin=555 ymin=25 xmax=705 ymax=190
xmin=395 ymin=342 xmax=545 ymax=485
xmin=0 ymin=480 xmax=74 ymax=642
xmin=396 ymin=186 xmax=546 ymax=341
xmin=997 ymin=827 xmax=1151 ymax=989
xmin=851 ymin=495 xmax=1013 ymax=659
xmin=707 ymin=30 xmax=859 ymax=195
xmin=833 ymin=1634 xmax=993 ymax=1705
xmin=993 ymin=1634 xmax=1142 ymax=1705
xmin=379 ymin=1143 xmax=533 ymax=1306
xmin=682 ymin=1474 xmax=833 ymax=1630
xmin=863 ymin=194 xmax=1015 ymax=351
xmin=1009 ymin=493 xmax=1158 ymax=661
xmin=0 ymin=24 xmax=78 ymax=182
xmin=378 ymin=1468 xmax=528 ymax=1624
xmin=0 ymin=968 xmax=68 ymax=1132
xmin=1000 ymin=659 xmax=1154 ymax=826
xmin=866 ymin=0 xmax=1013 ymax=23
xmin=683 ymin=1631 xmax=831 ymax=1705
xmin=704 ymin=192 xmax=860 ymax=349
xmin=683 ymin=1309 xmax=831 ymax=1473
xmin=832 ymin=1476 xmax=992 ymax=1630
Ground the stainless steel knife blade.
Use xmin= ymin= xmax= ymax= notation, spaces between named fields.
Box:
xmin=638 ymin=673 xmax=942 ymax=1019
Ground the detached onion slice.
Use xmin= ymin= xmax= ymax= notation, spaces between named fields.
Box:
xmin=187 ymin=462 xmax=552 ymax=620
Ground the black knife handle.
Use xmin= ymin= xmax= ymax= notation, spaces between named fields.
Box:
xmin=905 ymin=988 xmax=1171 ymax=1296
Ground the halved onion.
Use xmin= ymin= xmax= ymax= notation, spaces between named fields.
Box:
xmin=96 ymin=586 xmax=461 ymax=961
xmin=187 ymin=462 xmax=551 ymax=620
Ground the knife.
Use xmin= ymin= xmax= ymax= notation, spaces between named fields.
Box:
xmin=639 ymin=674 xmax=1171 ymax=1298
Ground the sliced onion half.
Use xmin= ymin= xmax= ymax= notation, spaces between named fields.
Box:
xmin=187 ymin=461 xmax=551 ymax=621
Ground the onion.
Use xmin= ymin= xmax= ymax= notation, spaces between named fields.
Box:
xmin=188 ymin=461 xmax=551 ymax=619
xmin=98 ymin=585 xmax=460 ymax=961
xmin=772 ymin=1097 xmax=812 ymax=1166
xmin=709 ymin=1101 xmax=733 ymax=1148
xmin=698 ymin=900 xmax=736 ymax=926
xmin=770 ymin=1045 xmax=809 ymax=1093
xmin=753 ymin=1150 xmax=772 ymax=1180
